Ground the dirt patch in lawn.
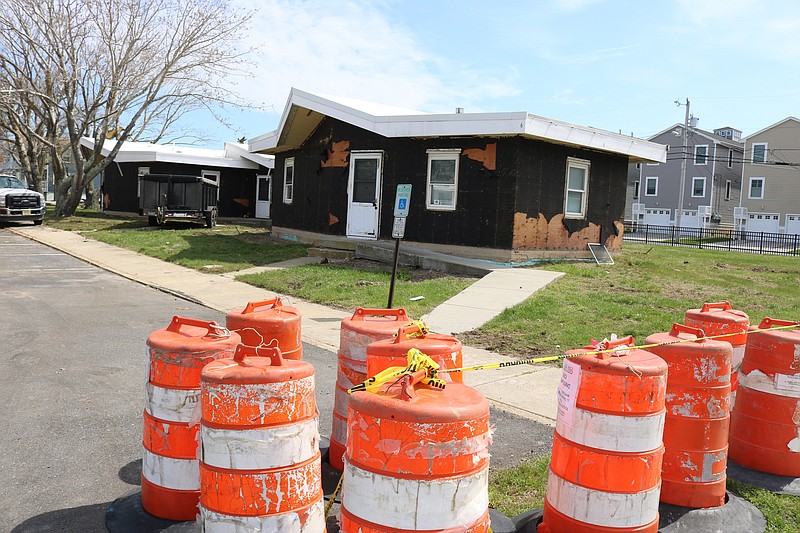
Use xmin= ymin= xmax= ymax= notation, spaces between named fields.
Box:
xmin=324 ymin=257 xmax=481 ymax=282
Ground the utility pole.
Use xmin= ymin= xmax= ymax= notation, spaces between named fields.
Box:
xmin=675 ymin=98 xmax=690 ymax=229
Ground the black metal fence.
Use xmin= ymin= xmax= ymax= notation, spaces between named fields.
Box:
xmin=623 ymin=223 xmax=800 ymax=257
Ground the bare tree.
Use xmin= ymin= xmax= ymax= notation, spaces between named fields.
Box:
xmin=0 ymin=0 xmax=251 ymax=217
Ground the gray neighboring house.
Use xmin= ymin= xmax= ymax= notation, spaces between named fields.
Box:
xmin=626 ymin=123 xmax=744 ymax=228
xmin=737 ymin=116 xmax=800 ymax=235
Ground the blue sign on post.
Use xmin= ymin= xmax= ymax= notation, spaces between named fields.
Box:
xmin=393 ymin=184 xmax=412 ymax=217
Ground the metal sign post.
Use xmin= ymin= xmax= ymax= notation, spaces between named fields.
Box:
xmin=387 ymin=184 xmax=411 ymax=308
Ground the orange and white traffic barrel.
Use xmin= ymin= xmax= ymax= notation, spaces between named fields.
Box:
xmin=330 ymin=307 xmax=411 ymax=471
xmin=199 ymin=345 xmax=325 ymax=532
xmin=539 ymin=336 xmax=668 ymax=533
xmin=341 ymin=374 xmax=491 ymax=532
xmin=225 ymin=297 xmax=302 ymax=359
xmin=684 ymin=301 xmax=749 ymax=394
xmin=729 ymin=318 xmax=800 ymax=477
xmin=646 ymin=324 xmax=732 ymax=508
xmin=143 ymin=316 xmax=240 ymax=521
xmin=366 ymin=322 xmax=463 ymax=384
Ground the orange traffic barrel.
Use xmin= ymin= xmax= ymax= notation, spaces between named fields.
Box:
xmin=225 ymin=297 xmax=302 ymax=359
xmin=366 ymin=323 xmax=464 ymax=384
xmin=684 ymin=301 xmax=749 ymax=393
xmin=539 ymin=336 xmax=668 ymax=533
xmin=142 ymin=316 xmax=240 ymax=521
xmin=330 ymin=307 xmax=411 ymax=471
xmin=199 ymin=345 xmax=325 ymax=531
xmin=646 ymin=324 xmax=732 ymax=508
xmin=729 ymin=318 xmax=800 ymax=477
xmin=340 ymin=374 xmax=491 ymax=532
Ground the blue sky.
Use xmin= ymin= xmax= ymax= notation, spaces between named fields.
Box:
xmin=187 ymin=0 xmax=800 ymax=148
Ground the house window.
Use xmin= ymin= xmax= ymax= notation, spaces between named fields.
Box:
xmin=725 ymin=180 xmax=731 ymax=201
xmin=748 ymin=177 xmax=764 ymax=199
xmin=202 ymin=170 xmax=221 ymax=199
xmin=635 ymin=163 xmax=641 ymax=170
xmin=752 ymin=143 xmax=767 ymax=164
xmin=645 ymin=176 xmax=658 ymax=196
xmin=694 ymin=145 xmax=708 ymax=165
xmin=137 ymin=167 xmax=150 ymax=197
xmin=633 ymin=180 xmax=640 ymax=199
xmin=727 ymin=150 xmax=733 ymax=168
xmin=283 ymin=157 xmax=294 ymax=204
xmin=692 ymin=177 xmax=706 ymax=197
xmin=426 ymin=149 xmax=460 ymax=211
xmin=564 ymin=157 xmax=590 ymax=219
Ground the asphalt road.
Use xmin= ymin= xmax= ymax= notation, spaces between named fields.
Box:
xmin=0 ymin=228 xmax=553 ymax=532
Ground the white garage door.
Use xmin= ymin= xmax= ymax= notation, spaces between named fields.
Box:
xmin=746 ymin=213 xmax=779 ymax=233
xmin=645 ymin=209 xmax=671 ymax=226
xmin=787 ymin=214 xmax=800 ymax=236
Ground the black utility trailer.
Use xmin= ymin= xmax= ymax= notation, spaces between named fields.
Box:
xmin=138 ymin=174 xmax=219 ymax=228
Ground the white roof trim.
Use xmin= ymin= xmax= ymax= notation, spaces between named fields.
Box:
xmin=249 ymin=88 xmax=667 ymax=163
xmin=80 ymin=138 xmax=264 ymax=169
xmin=223 ymin=142 xmax=274 ymax=168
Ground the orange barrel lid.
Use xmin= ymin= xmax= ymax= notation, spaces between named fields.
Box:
xmin=742 ymin=318 xmax=800 ymax=374
xmin=366 ymin=330 xmax=461 ymax=358
xmin=685 ymin=302 xmax=749 ymax=331
xmin=147 ymin=315 xmax=241 ymax=353
xmin=341 ymin=307 xmax=411 ymax=336
xmin=201 ymin=346 xmax=317 ymax=428
xmin=565 ymin=335 xmax=668 ymax=415
xmin=645 ymin=324 xmax=732 ymax=386
xmin=225 ymin=298 xmax=302 ymax=330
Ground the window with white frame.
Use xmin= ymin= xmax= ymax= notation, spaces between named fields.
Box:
xmin=633 ymin=180 xmax=640 ymax=199
xmin=137 ymin=167 xmax=150 ymax=197
xmin=283 ymin=157 xmax=294 ymax=204
xmin=202 ymin=170 xmax=221 ymax=199
xmin=725 ymin=180 xmax=731 ymax=201
xmin=694 ymin=145 xmax=708 ymax=165
xmin=426 ymin=149 xmax=460 ymax=210
xmin=727 ymin=150 xmax=733 ymax=168
xmin=748 ymin=177 xmax=764 ymax=199
xmin=752 ymin=143 xmax=767 ymax=164
xmin=564 ymin=157 xmax=590 ymax=218
xmin=645 ymin=176 xmax=658 ymax=196
xmin=692 ymin=177 xmax=706 ymax=197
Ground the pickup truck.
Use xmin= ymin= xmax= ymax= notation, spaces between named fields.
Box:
xmin=0 ymin=175 xmax=46 ymax=225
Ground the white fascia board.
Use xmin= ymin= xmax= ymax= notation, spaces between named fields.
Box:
xmin=249 ymin=89 xmax=666 ymax=162
xmin=224 ymin=142 xmax=274 ymax=168
xmin=81 ymin=137 xmax=258 ymax=169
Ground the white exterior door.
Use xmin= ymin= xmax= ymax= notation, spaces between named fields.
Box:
xmin=786 ymin=214 xmax=800 ymax=236
xmin=255 ymin=174 xmax=271 ymax=219
xmin=346 ymin=152 xmax=382 ymax=239
xmin=746 ymin=213 xmax=779 ymax=233
xmin=645 ymin=208 xmax=671 ymax=226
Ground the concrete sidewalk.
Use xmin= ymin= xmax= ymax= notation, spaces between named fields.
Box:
xmin=10 ymin=225 xmax=563 ymax=426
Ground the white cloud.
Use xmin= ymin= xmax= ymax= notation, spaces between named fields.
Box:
xmin=227 ymin=0 xmax=519 ymax=121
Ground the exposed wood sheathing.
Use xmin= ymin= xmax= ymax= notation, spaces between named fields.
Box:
xmin=463 ymin=143 xmax=497 ymax=170
xmin=320 ymin=140 xmax=351 ymax=168
xmin=512 ymin=212 xmax=624 ymax=251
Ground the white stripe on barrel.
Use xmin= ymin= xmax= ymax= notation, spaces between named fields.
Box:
xmin=556 ymin=406 xmax=666 ymax=452
xmin=342 ymin=460 xmax=488 ymax=530
xmin=142 ymin=447 xmax=199 ymax=490
xmin=144 ymin=382 xmax=199 ymax=422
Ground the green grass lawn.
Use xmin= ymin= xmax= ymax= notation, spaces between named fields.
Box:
xmin=237 ymin=263 xmax=475 ymax=317
xmin=460 ymin=243 xmax=800 ymax=359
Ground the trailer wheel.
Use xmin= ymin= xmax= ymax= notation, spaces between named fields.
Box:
xmin=206 ymin=207 xmax=217 ymax=228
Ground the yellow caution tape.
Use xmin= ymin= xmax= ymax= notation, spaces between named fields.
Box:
xmin=437 ymin=322 xmax=800 ymax=374
xmin=347 ymin=348 xmax=446 ymax=394
xmin=395 ymin=319 xmax=430 ymax=339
